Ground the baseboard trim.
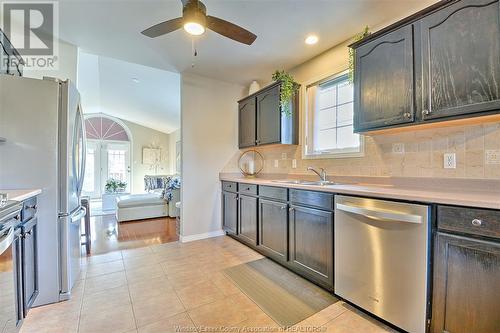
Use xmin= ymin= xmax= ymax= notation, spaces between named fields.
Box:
xmin=180 ymin=229 xmax=225 ymax=243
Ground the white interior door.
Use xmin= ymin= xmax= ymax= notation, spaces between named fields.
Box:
xmin=82 ymin=140 xmax=101 ymax=199
xmin=101 ymin=142 xmax=131 ymax=193
xmin=82 ymin=140 xmax=131 ymax=198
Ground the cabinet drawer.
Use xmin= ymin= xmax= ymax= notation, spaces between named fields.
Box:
xmin=21 ymin=197 xmax=37 ymax=223
xmin=438 ymin=205 xmax=500 ymax=239
xmin=259 ymin=186 xmax=287 ymax=201
xmin=239 ymin=183 xmax=258 ymax=196
xmin=222 ymin=181 xmax=238 ymax=193
xmin=289 ymin=189 xmax=333 ymax=211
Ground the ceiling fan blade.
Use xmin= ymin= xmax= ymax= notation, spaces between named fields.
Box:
xmin=207 ymin=16 xmax=256 ymax=45
xmin=141 ymin=17 xmax=184 ymax=38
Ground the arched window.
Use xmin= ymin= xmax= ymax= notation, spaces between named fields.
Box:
xmin=85 ymin=115 xmax=130 ymax=141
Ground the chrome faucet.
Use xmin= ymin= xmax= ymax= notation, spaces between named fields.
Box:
xmin=307 ymin=167 xmax=327 ymax=181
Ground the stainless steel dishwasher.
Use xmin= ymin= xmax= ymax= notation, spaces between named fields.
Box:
xmin=334 ymin=195 xmax=430 ymax=333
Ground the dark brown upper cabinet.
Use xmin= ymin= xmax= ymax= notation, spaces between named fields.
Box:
xmin=238 ymin=82 xmax=298 ymax=149
xmin=354 ymin=25 xmax=415 ymax=131
xmin=257 ymin=84 xmax=281 ymax=145
xmin=238 ymin=97 xmax=256 ymax=148
xmin=420 ymin=0 xmax=500 ymax=121
xmin=351 ymin=0 xmax=500 ymax=133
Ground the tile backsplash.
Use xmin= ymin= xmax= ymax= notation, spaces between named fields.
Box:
xmin=222 ymin=122 xmax=500 ymax=179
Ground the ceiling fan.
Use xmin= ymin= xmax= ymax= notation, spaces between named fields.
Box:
xmin=141 ymin=0 xmax=257 ymax=45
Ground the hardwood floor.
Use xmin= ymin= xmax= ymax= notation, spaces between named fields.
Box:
xmin=87 ymin=214 xmax=179 ymax=255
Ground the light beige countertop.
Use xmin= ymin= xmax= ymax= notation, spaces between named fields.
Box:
xmin=0 ymin=189 xmax=42 ymax=202
xmin=220 ymin=173 xmax=500 ymax=210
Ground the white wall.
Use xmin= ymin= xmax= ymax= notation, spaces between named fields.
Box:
xmin=180 ymin=73 xmax=244 ymax=240
xmin=23 ymin=40 xmax=78 ymax=83
xmin=121 ymin=119 xmax=170 ymax=194
xmin=168 ymin=129 xmax=181 ymax=175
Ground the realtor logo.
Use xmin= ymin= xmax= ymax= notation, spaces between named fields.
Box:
xmin=1 ymin=1 xmax=59 ymax=70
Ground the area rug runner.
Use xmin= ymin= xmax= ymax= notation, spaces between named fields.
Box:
xmin=224 ymin=258 xmax=338 ymax=327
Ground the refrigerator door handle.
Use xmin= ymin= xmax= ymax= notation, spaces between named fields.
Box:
xmin=76 ymin=104 xmax=86 ymax=197
xmin=70 ymin=206 xmax=86 ymax=225
xmin=335 ymin=203 xmax=422 ymax=224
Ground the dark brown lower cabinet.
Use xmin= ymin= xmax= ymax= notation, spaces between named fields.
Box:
xmin=13 ymin=228 xmax=24 ymax=327
xmin=222 ymin=191 xmax=238 ymax=235
xmin=431 ymin=232 xmax=500 ymax=333
xmin=288 ymin=205 xmax=334 ymax=291
xmin=22 ymin=217 xmax=38 ymax=314
xmin=238 ymin=195 xmax=258 ymax=247
xmin=258 ymin=199 xmax=288 ymax=263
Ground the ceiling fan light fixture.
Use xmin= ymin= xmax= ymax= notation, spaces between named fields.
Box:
xmin=184 ymin=22 xmax=205 ymax=35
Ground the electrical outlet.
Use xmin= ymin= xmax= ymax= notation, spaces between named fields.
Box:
xmin=274 ymin=159 xmax=279 ymax=168
xmin=281 ymin=152 xmax=287 ymax=160
xmin=485 ymin=150 xmax=500 ymax=164
xmin=444 ymin=153 xmax=456 ymax=169
xmin=292 ymin=159 xmax=297 ymax=169
xmin=392 ymin=143 xmax=405 ymax=154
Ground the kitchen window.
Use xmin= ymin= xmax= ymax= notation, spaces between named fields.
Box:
xmin=303 ymin=72 xmax=363 ymax=158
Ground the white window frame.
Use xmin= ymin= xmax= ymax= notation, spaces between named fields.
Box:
xmin=302 ymin=69 xmax=364 ymax=160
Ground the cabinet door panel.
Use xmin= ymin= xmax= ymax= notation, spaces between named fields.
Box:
xmin=222 ymin=192 xmax=238 ymax=235
xmin=421 ymin=0 xmax=500 ymax=120
xmin=431 ymin=232 xmax=500 ymax=333
xmin=258 ymin=199 xmax=288 ymax=263
xmin=355 ymin=25 xmax=415 ymax=131
xmin=288 ymin=205 xmax=333 ymax=290
xmin=238 ymin=195 xmax=258 ymax=246
xmin=13 ymin=230 xmax=23 ymax=326
xmin=239 ymin=97 xmax=256 ymax=148
xmin=257 ymin=85 xmax=281 ymax=145
xmin=22 ymin=218 xmax=38 ymax=314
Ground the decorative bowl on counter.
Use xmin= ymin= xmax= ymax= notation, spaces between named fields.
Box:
xmin=238 ymin=150 xmax=264 ymax=177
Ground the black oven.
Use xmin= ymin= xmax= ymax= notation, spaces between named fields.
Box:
xmin=0 ymin=201 xmax=22 ymax=333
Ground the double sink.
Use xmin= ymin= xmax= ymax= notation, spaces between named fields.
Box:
xmin=271 ymin=179 xmax=340 ymax=186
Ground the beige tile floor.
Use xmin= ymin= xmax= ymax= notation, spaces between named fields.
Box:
xmin=20 ymin=236 xmax=396 ymax=333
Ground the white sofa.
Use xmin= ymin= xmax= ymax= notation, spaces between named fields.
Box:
xmin=115 ymin=189 xmax=180 ymax=222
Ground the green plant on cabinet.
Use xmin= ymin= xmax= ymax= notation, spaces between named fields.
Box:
xmin=272 ymin=70 xmax=299 ymax=116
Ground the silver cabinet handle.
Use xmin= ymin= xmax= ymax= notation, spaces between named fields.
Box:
xmin=422 ymin=109 xmax=430 ymax=116
xmin=336 ymin=203 xmax=422 ymax=224
xmin=404 ymin=112 xmax=412 ymax=119
xmin=280 ymin=206 xmax=286 ymax=210
xmin=25 ymin=204 xmax=37 ymax=210
xmin=471 ymin=219 xmax=482 ymax=227
xmin=289 ymin=207 xmax=294 ymax=212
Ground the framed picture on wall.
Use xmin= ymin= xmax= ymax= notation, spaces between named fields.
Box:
xmin=143 ymin=147 xmax=161 ymax=165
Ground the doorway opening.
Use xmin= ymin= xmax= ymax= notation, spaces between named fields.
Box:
xmin=82 ymin=114 xmax=132 ymax=199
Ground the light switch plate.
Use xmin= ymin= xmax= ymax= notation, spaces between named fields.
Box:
xmin=281 ymin=153 xmax=287 ymax=160
xmin=392 ymin=143 xmax=405 ymax=154
xmin=292 ymin=159 xmax=297 ymax=169
xmin=485 ymin=150 xmax=500 ymax=164
xmin=274 ymin=159 xmax=279 ymax=168
xmin=444 ymin=153 xmax=456 ymax=169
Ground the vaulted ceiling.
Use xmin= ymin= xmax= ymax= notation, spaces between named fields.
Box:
xmin=78 ymin=50 xmax=181 ymax=133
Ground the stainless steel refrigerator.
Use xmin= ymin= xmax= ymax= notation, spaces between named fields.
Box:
xmin=0 ymin=74 xmax=87 ymax=305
